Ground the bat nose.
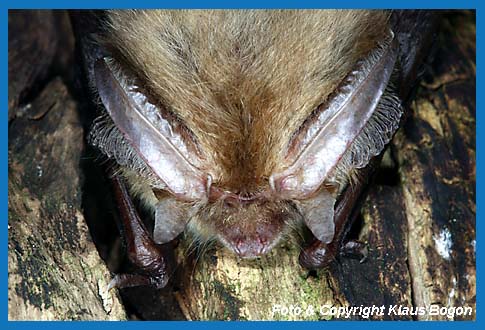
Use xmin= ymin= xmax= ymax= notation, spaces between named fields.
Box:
xmin=216 ymin=201 xmax=288 ymax=258
xmin=232 ymin=236 xmax=270 ymax=258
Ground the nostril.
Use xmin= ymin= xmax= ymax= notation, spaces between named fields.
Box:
xmin=224 ymin=200 xmax=235 ymax=208
xmin=230 ymin=237 xmax=270 ymax=258
xmin=223 ymin=195 xmax=239 ymax=208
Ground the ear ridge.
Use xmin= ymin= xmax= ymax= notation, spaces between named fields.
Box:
xmin=270 ymin=30 xmax=398 ymax=200
xmin=94 ymin=58 xmax=209 ymax=201
xmin=333 ymin=74 xmax=403 ymax=184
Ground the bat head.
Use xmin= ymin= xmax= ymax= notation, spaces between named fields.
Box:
xmin=86 ymin=10 xmax=402 ymax=258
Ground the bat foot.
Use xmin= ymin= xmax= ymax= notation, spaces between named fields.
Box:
xmin=299 ymin=239 xmax=369 ymax=269
xmin=108 ymin=239 xmax=172 ymax=290
xmin=299 ymin=239 xmax=337 ymax=269
xmin=108 ymin=272 xmax=168 ymax=291
xmin=111 ymin=175 xmax=172 ymax=289
xmin=340 ymin=240 xmax=368 ymax=263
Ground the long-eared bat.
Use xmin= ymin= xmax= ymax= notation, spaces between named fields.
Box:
xmin=71 ymin=10 xmax=436 ymax=289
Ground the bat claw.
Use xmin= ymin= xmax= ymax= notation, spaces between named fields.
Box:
xmin=299 ymin=236 xmax=370 ymax=269
xmin=109 ymin=175 xmax=173 ymax=290
xmin=107 ymin=275 xmax=119 ymax=291
xmin=107 ymin=273 xmax=168 ymax=290
xmin=340 ymin=240 xmax=369 ymax=263
xmin=299 ymin=240 xmax=337 ymax=269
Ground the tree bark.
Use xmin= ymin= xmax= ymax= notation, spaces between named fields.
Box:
xmin=7 ymin=11 xmax=126 ymax=320
xmin=8 ymin=78 xmax=127 ymax=320
xmin=393 ymin=11 xmax=476 ymax=320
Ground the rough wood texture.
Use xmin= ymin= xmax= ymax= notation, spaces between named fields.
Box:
xmin=8 ymin=10 xmax=58 ymax=121
xmin=333 ymin=183 xmax=414 ymax=320
xmin=168 ymin=11 xmax=475 ymax=321
xmin=174 ymin=240 xmax=340 ymax=320
xmin=8 ymin=78 xmax=127 ymax=320
xmin=394 ymin=11 xmax=476 ymax=320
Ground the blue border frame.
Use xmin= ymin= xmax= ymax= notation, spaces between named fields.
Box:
xmin=0 ymin=0 xmax=480 ymax=9
xmin=3 ymin=0 xmax=480 ymax=328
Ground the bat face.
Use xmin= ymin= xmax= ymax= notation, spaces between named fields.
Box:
xmin=86 ymin=10 xmax=402 ymax=258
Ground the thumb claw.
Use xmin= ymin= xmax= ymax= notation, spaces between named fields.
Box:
xmin=107 ymin=275 xmax=120 ymax=291
xmin=105 ymin=273 xmax=164 ymax=290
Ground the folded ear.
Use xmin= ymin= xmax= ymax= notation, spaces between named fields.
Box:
xmin=269 ymin=30 xmax=398 ymax=200
xmin=94 ymin=58 xmax=209 ymax=201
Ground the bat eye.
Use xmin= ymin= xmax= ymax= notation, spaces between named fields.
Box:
xmin=90 ymin=57 xmax=210 ymax=201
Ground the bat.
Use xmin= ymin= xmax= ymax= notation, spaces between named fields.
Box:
xmin=71 ymin=10 xmax=437 ymax=289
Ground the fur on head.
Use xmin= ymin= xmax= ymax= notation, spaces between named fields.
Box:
xmin=101 ymin=10 xmax=389 ymax=191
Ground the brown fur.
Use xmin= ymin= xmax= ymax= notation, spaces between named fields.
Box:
xmin=103 ymin=10 xmax=389 ymax=193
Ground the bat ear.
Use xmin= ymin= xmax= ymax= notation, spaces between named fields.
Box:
xmin=94 ymin=58 xmax=210 ymax=202
xmin=297 ymin=185 xmax=337 ymax=244
xmin=270 ymin=30 xmax=398 ymax=200
xmin=153 ymin=198 xmax=189 ymax=244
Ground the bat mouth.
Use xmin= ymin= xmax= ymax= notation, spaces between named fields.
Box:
xmin=213 ymin=199 xmax=290 ymax=258
xmin=217 ymin=230 xmax=283 ymax=259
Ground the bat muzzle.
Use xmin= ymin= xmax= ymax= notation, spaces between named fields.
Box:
xmin=213 ymin=196 xmax=291 ymax=258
